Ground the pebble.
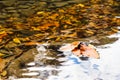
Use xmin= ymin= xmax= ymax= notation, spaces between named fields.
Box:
xmin=0 ymin=21 xmax=5 ymax=24
xmin=11 ymin=13 xmax=20 ymax=17
xmin=5 ymin=7 xmax=16 ymax=10
xmin=18 ymin=5 xmax=30 ymax=9
xmin=0 ymin=14 xmax=8 ymax=19
xmin=52 ymin=2 xmax=69 ymax=8
xmin=19 ymin=9 xmax=35 ymax=16
xmin=7 ymin=10 xmax=17 ymax=13
xmin=1 ymin=0 xmax=16 ymax=6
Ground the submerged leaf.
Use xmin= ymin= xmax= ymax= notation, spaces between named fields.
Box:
xmin=36 ymin=11 xmax=45 ymax=15
xmin=77 ymin=3 xmax=85 ymax=7
xmin=13 ymin=38 xmax=21 ymax=44
xmin=0 ymin=53 xmax=5 ymax=57
xmin=0 ymin=31 xmax=7 ymax=39
xmin=1 ymin=70 xmax=7 ymax=77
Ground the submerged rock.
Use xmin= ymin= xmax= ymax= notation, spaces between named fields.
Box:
xmin=6 ymin=48 xmax=38 ymax=77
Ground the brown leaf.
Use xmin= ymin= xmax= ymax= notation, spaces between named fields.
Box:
xmin=72 ymin=48 xmax=81 ymax=57
xmin=80 ymin=44 xmax=100 ymax=59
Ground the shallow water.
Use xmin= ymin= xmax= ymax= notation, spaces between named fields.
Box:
xmin=9 ymin=31 xmax=120 ymax=80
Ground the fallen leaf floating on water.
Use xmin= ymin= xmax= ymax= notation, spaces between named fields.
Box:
xmin=59 ymin=41 xmax=100 ymax=59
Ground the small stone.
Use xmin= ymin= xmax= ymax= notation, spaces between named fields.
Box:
xmin=0 ymin=21 xmax=5 ymax=24
xmin=39 ymin=2 xmax=47 ymax=7
xmin=1 ymin=9 xmax=7 ymax=13
xmin=11 ymin=13 xmax=20 ymax=17
xmin=18 ymin=9 xmax=35 ymax=16
xmin=2 ymin=0 xmax=16 ymax=6
xmin=52 ymin=2 xmax=68 ymax=8
xmin=0 ymin=14 xmax=8 ymax=19
xmin=33 ymin=2 xmax=47 ymax=11
xmin=7 ymin=10 xmax=17 ymax=13
xmin=5 ymin=7 xmax=16 ymax=10
xmin=18 ymin=5 xmax=30 ymax=9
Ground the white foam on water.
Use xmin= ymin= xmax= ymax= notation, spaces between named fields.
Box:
xmin=27 ymin=62 xmax=36 ymax=66
xmin=22 ymin=72 xmax=39 ymax=76
xmin=26 ymin=66 xmax=59 ymax=72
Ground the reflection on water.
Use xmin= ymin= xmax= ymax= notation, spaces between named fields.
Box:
xmin=9 ymin=31 xmax=120 ymax=80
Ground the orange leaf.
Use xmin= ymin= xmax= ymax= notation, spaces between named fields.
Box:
xmin=80 ymin=44 xmax=100 ymax=59
xmin=72 ymin=48 xmax=81 ymax=57
xmin=24 ymin=41 xmax=39 ymax=46
xmin=0 ymin=31 xmax=7 ymax=39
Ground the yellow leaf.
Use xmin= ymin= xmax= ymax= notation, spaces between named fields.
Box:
xmin=37 ymin=11 xmax=44 ymax=15
xmin=0 ymin=31 xmax=6 ymax=35
xmin=77 ymin=4 xmax=84 ymax=7
xmin=32 ymin=27 xmax=40 ymax=31
xmin=58 ymin=9 xmax=65 ymax=13
xmin=0 ymin=53 xmax=5 ymax=57
xmin=55 ymin=37 xmax=61 ymax=41
xmin=19 ymin=37 xmax=30 ymax=42
xmin=13 ymin=38 xmax=21 ymax=44
xmin=1 ymin=70 xmax=7 ymax=76
xmin=99 ymin=16 xmax=103 ymax=18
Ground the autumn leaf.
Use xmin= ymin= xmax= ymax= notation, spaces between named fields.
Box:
xmin=0 ymin=39 xmax=2 ymax=43
xmin=111 ymin=28 xmax=119 ymax=32
xmin=13 ymin=38 xmax=21 ymax=44
xmin=58 ymin=9 xmax=65 ymax=13
xmin=0 ymin=53 xmax=5 ymax=57
xmin=60 ymin=41 xmax=100 ymax=59
xmin=24 ymin=41 xmax=39 ymax=46
xmin=0 ymin=58 xmax=8 ymax=72
xmin=1 ymin=70 xmax=7 ymax=77
xmin=59 ymin=41 xmax=80 ymax=51
xmin=77 ymin=3 xmax=85 ymax=7
xmin=36 ymin=11 xmax=45 ymax=15
xmin=19 ymin=37 xmax=30 ymax=42
xmin=0 ymin=31 xmax=7 ymax=39
xmin=85 ymin=30 xmax=94 ymax=34
xmin=72 ymin=48 xmax=81 ymax=57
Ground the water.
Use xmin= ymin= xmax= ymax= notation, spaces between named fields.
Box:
xmin=9 ymin=31 xmax=120 ymax=80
